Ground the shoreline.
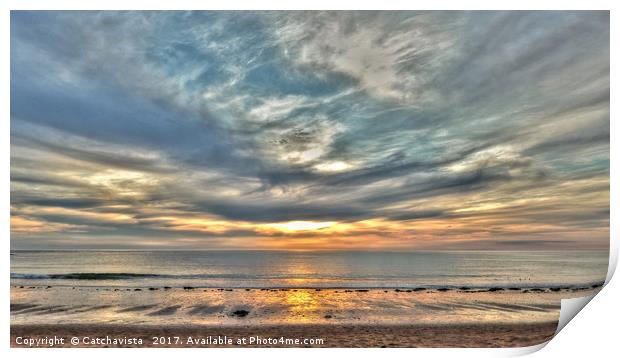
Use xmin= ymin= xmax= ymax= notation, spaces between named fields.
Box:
xmin=11 ymin=322 xmax=558 ymax=348
xmin=11 ymin=282 xmax=604 ymax=291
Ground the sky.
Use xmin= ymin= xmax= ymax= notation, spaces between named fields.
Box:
xmin=10 ymin=11 xmax=609 ymax=251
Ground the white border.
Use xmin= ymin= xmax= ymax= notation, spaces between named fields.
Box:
xmin=2 ymin=1 xmax=616 ymax=358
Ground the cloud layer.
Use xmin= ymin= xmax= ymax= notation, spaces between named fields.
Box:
xmin=10 ymin=11 xmax=609 ymax=250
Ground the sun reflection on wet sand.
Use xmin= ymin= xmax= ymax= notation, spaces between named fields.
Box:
xmin=9 ymin=285 xmax=585 ymax=327
xmin=283 ymin=290 xmax=320 ymax=322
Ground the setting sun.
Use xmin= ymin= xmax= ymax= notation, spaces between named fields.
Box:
xmin=267 ymin=221 xmax=337 ymax=232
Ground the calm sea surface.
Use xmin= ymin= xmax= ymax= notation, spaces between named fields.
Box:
xmin=10 ymin=250 xmax=608 ymax=289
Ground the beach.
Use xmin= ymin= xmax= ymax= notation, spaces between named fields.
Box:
xmin=11 ymin=285 xmax=600 ymax=348
xmin=11 ymin=322 xmax=558 ymax=348
xmin=12 ymin=285 xmax=591 ymax=326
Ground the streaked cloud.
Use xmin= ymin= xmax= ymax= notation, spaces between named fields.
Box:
xmin=10 ymin=11 xmax=609 ymax=250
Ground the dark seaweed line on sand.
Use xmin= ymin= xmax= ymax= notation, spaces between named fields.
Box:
xmin=11 ymin=282 xmax=604 ymax=292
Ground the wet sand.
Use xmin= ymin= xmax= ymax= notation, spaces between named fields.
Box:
xmin=11 ymin=322 xmax=558 ymax=348
xmin=11 ymin=285 xmax=597 ymax=327
xmin=11 ymin=285 xmax=599 ymax=347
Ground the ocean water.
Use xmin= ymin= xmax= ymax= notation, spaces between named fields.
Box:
xmin=11 ymin=250 xmax=608 ymax=289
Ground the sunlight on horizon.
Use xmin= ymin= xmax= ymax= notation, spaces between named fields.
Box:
xmin=266 ymin=221 xmax=338 ymax=232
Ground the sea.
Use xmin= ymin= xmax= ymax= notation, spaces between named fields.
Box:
xmin=11 ymin=250 xmax=608 ymax=289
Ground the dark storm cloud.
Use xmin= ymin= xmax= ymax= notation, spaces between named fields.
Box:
xmin=191 ymin=200 xmax=371 ymax=222
xmin=384 ymin=210 xmax=445 ymax=221
xmin=15 ymin=198 xmax=110 ymax=209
